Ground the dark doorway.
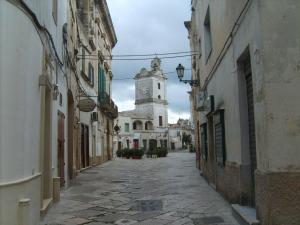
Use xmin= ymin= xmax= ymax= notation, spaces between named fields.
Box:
xmin=149 ymin=139 xmax=157 ymax=150
xmin=80 ymin=124 xmax=90 ymax=168
xmin=57 ymin=111 xmax=65 ymax=187
xmin=67 ymin=92 xmax=74 ymax=179
xmin=238 ymin=50 xmax=257 ymax=207
xmin=244 ymin=57 xmax=257 ymax=206
xmin=133 ymin=139 xmax=139 ymax=149
xmin=171 ymin=143 xmax=175 ymax=150
xmin=207 ymin=115 xmax=216 ymax=187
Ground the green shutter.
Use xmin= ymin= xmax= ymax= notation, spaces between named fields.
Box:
xmin=214 ymin=109 xmax=226 ymax=165
xmin=98 ymin=64 xmax=101 ymax=102
xmin=98 ymin=67 xmax=106 ymax=93
xmin=125 ymin=123 xmax=129 ymax=132
xmin=102 ymin=68 xmax=106 ymax=93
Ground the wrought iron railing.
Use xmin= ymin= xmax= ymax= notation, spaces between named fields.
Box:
xmin=98 ymin=92 xmax=118 ymax=119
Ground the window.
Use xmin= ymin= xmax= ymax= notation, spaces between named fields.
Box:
xmin=158 ymin=83 xmax=161 ymax=89
xmin=98 ymin=64 xmax=106 ymax=93
xmin=88 ymin=63 xmax=94 ymax=85
xmin=204 ymin=6 xmax=212 ymax=62
xmin=145 ymin=123 xmax=148 ymax=130
xmin=133 ymin=122 xmax=137 ymax=130
xmin=59 ymin=93 xmax=63 ymax=106
xmin=52 ymin=0 xmax=58 ymax=25
xmin=125 ymin=123 xmax=129 ymax=132
xmin=158 ymin=95 xmax=161 ymax=100
xmin=159 ymin=116 xmax=163 ymax=126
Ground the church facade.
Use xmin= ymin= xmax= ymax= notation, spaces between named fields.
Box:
xmin=115 ymin=58 xmax=169 ymax=151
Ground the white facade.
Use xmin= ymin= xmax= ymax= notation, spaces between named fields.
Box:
xmin=0 ymin=0 xmax=68 ymax=224
xmin=168 ymin=119 xmax=194 ymax=151
xmin=115 ymin=58 xmax=169 ymax=151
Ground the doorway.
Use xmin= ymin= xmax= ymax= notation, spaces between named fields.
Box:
xmin=57 ymin=111 xmax=65 ymax=187
xmin=244 ymin=57 xmax=257 ymax=206
xmin=149 ymin=139 xmax=157 ymax=151
xmin=80 ymin=124 xmax=90 ymax=168
xmin=133 ymin=139 xmax=139 ymax=149
xmin=238 ymin=50 xmax=257 ymax=207
xmin=118 ymin=141 xmax=122 ymax=150
xmin=41 ymin=86 xmax=52 ymax=207
xmin=106 ymin=119 xmax=111 ymax=160
xmin=92 ymin=126 xmax=96 ymax=165
xmin=67 ymin=92 xmax=74 ymax=179
xmin=207 ymin=115 xmax=216 ymax=187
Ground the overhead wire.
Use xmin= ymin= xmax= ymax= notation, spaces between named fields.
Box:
xmin=79 ymin=50 xmax=197 ymax=58
xmin=111 ymin=69 xmax=192 ymax=81
xmin=78 ymin=54 xmax=197 ymax=61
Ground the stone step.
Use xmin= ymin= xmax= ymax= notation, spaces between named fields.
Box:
xmin=232 ymin=204 xmax=260 ymax=225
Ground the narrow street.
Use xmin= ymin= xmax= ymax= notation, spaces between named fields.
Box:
xmin=41 ymin=153 xmax=238 ymax=225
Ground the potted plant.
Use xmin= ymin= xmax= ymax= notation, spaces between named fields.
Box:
xmin=116 ymin=149 xmax=123 ymax=157
xmin=132 ymin=148 xmax=144 ymax=159
xmin=157 ymin=147 xmax=168 ymax=157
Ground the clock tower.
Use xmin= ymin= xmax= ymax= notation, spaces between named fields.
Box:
xmin=134 ymin=58 xmax=168 ymax=129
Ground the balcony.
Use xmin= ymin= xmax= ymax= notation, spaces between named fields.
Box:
xmin=98 ymin=92 xmax=118 ymax=119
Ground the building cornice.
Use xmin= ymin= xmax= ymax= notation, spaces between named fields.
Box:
xmin=96 ymin=0 xmax=117 ymax=48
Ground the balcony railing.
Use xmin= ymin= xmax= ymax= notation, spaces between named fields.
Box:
xmin=98 ymin=92 xmax=118 ymax=119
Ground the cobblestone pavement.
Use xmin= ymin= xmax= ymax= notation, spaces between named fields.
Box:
xmin=40 ymin=152 xmax=239 ymax=225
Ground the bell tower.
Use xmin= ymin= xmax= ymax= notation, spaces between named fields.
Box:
xmin=134 ymin=58 xmax=168 ymax=129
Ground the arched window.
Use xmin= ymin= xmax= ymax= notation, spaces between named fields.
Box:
xmin=145 ymin=121 xmax=153 ymax=130
xmin=133 ymin=121 xmax=143 ymax=130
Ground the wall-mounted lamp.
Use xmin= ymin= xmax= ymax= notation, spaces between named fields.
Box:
xmin=176 ymin=63 xmax=200 ymax=87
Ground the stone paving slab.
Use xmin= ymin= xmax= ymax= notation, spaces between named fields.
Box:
xmin=40 ymin=153 xmax=239 ymax=225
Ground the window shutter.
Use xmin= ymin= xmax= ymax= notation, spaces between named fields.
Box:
xmin=214 ymin=110 xmax=226 ymax=165
xmin=200 ymin=123 xmax=208 ymax=161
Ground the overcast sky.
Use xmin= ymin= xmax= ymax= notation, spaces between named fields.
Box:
xmin=107 ymin=0 xmax=192 ymax=124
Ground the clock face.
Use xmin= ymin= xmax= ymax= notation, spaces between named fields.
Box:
xmin=139 ymin=87 xmax=150 ymax=97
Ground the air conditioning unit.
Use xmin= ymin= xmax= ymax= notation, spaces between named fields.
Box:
xmin=91 ymin=112 xmax=98 ymax=122
xmin=196 ymin=91 xmax=207 ymax=111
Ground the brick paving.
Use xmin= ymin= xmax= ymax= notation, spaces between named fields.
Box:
xmin=40 ymin=152 xmax=239 ymax=225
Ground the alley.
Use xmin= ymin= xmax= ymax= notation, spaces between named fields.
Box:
xmin=40 ymin=153 xmax=238 ymax=225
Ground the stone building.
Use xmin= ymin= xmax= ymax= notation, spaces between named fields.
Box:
xmin=0 ymin=0 xmax=68 ymax=224
xmin=0 ymin=0 xmax=117 ymax=224
xmin=185 ymin=0 xmax=300 ymax=224
xmin=168 ymin=119 xmax=194 ymax=151
xmin=115 ymin=58 xmax=169 ymax=151
xmin=67 ymin=0 xmax=117 ymax=176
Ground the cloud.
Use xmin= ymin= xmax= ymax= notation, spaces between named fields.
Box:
xmin=107 ymin=0 xmax=192 ymax=122
xmin=168 ymin=109 xmax=190 ymax=124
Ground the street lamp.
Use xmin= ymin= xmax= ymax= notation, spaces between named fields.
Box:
xmin=176 ymin=63 xmax=200 ymax=87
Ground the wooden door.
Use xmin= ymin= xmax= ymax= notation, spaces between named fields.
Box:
xmin=133 ymin=139 xmax=139 ymax=149
xmin=85 ymin=125 xmax=90 ymax=167
xmin=57 ymin=112 xmax=65 ymax=187
xmin=80 ymin=124 xmax=90 ymax=168
xmin=81 ymin=124 xmax=85 ymax=168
